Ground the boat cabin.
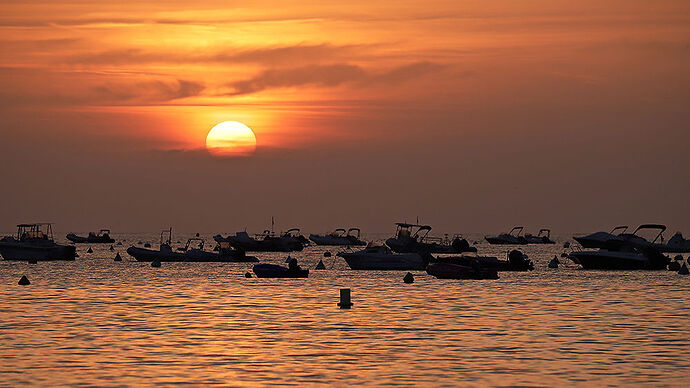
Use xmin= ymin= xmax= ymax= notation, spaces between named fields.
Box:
xmin=393 ymin=223 xmax=432 ymax=242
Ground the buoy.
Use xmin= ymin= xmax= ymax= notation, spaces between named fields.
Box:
xmin=151 ymin=260 xmax=161 ymax=268
xmin=324 ymin=251 xmax=332 ymax=258
xmin=560 ymin=252 xmax=568 ymax=258
xmin=315 ymin=259 xmax=326 ymax=270
xmin=674 ymin=255 xmax=683 ymax=261
xmin=28 ymin=259 xmax=38 ymax=264
xmin=338 ymin=288 xmax=353 ymax=309
xmin=117 ymin=241 xmax=122 ymax=246
xmin=137 ymin=241 xmax=143 ymax=244
xmin=563 ymin=242 xmax=571 ymax=248
xmin=403 ymin=272 xmax=414 ymax=283
xmin=679 ymin=263 xmax=689 ymax=275
xmin=548 ymin=258 xmax=559 ymax=269
xmin=244 ymin=272 xmax=252 ymax=278
xmin=114 ymin=252 xmax=122 ymax=261
xmin=668 ymin=261 xmax=681 ymax=271
xmin=109 ymin=245 xmax=114 ymax=251
xmin=285 ymin=255 xmax=292 ymax=263
xmin=87 ymin=247 xmax=93 ymax=253
xmin=144 ymin=243 xmax=151 ymax=248
xmin=18 ymin=275 xmax=30 ymax=285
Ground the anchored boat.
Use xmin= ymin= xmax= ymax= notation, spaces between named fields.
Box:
xmin=523 ymin=228 xmax=555 ymax=244
xmin=66 ymin=229 xmax=115 ymax=243
xmin=0 ymin=223 xmax=76 ymax=261
xmin=309 ymin=228 xmax=366 ymax=246
xmin=338 ymin=244 xmax=429 ymax=270
xmin=385 ymin=223 xmax=476 ymax=254
xmin=214 ymin=228 xmax=307 ymax=252
xmin=568 ymin=246 xmax=669 ymax=270
xmin=485 ymin=226 xmax=528 ymax=245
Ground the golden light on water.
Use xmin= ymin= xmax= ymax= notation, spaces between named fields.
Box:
xmin=205 ymin=121 xmax=257 ymax=157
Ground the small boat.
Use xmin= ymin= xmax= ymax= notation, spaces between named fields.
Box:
xmin=568 ymin=246 xmax=669 ymax=270
xmin=338 ymin=244 xmax=429 ymax=270
xmin=385 ymin=223 xmax=476 ymax=253
xmin=485 ymin=226 xmax=528 ymax=245
xmin=654 ymin=232 xmax=690 ymax=253
xmin=127 ymin=228 xmax=257 ymax=262
xmin=0 ymin=223 xmax=76 ymax=261
xmin=253 ymin=259 xmax=308 ymax=278
xmin=434 ymin=250 xmax=534 ymax=271
xmin=523 ymin=229 xmax=555 ymax=244
xmin=309 ymin=228 xmax=366 ymax=246
xmin=426 ymin=262 xmax=499 ymax=280
xmin=573 ymin=225 xmax=629 ymax=248
xmin=66 ymin=229 xmax=115 ymax=243
xmin=214 ymin=228 xmax=307 ymax=252
xmin=573 ymin=224 xmax=666 ymax=250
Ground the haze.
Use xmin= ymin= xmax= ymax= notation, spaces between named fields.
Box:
xmin=1 ymin=1 xmax=689 ymax=235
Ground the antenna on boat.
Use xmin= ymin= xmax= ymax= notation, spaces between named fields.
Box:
xmin=271 ymin=216 xmax=275 ymax=234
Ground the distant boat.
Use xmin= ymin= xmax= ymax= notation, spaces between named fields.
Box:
xmin=338 ymin=245 xmax=429 ymax=270
xmin=253 ymin=259 xmax=308 ymax=278
xmin=426 ymin=262 xmax=499 ymax=280
xmin=214 ymin=228 xmax=307 ymax=252
xmin=66 ymin=229 xmax=115 ymax=243
xmin=523 ymin=228 xmax=555 ymax=244
xmin=309 ymin=228 xmax=366 ymax=246
xmin=385 ymin=223 xmax=476 ymax=253
xmin=568 ymin=246 xmax=669 ymax=270
xmin=434 ymin=250 xmax=534 ymax=271
xmin=127 ymin=228 xmax=257 ymax=262
xmin=485 ymin=226 xmax=527 ymax=245
xmin=0 ymin=223 xmax=76 ymax=261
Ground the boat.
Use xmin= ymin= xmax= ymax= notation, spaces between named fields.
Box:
xmin=568 ymin=246 xmax=669 ymax=270
xmin=253 ymin=259 xmax=308 ymax=278
xmin=127 ymin=228 xmax=257 ymax=262
xmin=573 ymin=224 xmax=666 ymax=250
xmin=573 ymin=225 xmax=629 ymax=248
xmin=485 ymin=226 xmax=527 ymax=245
xmin=426 ymin=262 xmax=499 ymax=280
xmin=337 ymin=244 xmax=429 ymax=270
xmin=434 ymin=250 xmax=534 ymax=271
xmin=214 ymin=228 xmax=307 ymax=252
xmin=66 ymin=229 xmax=115 ymax=243
xmin=523 ymin=228 xmax=555 ymax=244
xmin=309 ymin=228 xmax=366 ymax=246
xmin=0 ymin=223 xmax=76 ymax=261
xmin=654 ymin=232 xmax=690 ymax=253
xmin=385 ymin=223 xmax=476 ymax=253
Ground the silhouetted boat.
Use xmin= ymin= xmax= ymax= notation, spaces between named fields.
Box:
xmin=127 ymin=228 xmax=257 ymax=262
xmin=523 ymin=228 xmax=555 ymax=244
xmin=385 ymin=223 xmax=476 ymax=253
xmin=214 ymin=228 xmax=307 ymax=252
xmin=66 ymin=229 xmax=115 ymax=243
xmin=434 ymin=250 xmax=534 ymax=271
xmin=573 ymin=224 xmax=666 ymax=250
xmin=338 ymin=245 xmax=429 ymax=270
xmin=0 ymin=223 xmax=76 ymax=261
xmin=309 ymin=228 xmax=366 ymax=246
xmin=485 ymin=226 xmax=528 ymax=245
xmin=253 ymin=258 xmax=308 ymax=278
xmin=426 ymin=262 xmax=499 ymax=280
xmin=568 ymin=246 xmax=669 ymax=270
xmin=654 ymin=232 xmax=690 ymax=253
xmin=573 ymin=225 xmax=629 ymax=248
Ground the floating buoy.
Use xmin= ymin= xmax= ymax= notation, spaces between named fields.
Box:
xmin=285 ymin=255 xmax=292 ymax=263
xmin=18 ymin=275 xmax=30 ymax=285
xmin=560 ymin=252 xmax=568 ymax=258
xmin=109 ymin=245 xmax=114 ymax=251
xmin=28 ymin=259 xmax=38 ymax=264
xmin=114 ymin=252 xmax=122 ymax=261
xmin=668 ymin=261 xmax=681 ymax=271
xmin=403 ymin=272 xmax=414 ymax=283
xmin=338 ymin=288 xmax=353 ymax=309
xmin=117 ymin=241 xmax=122 ymax=246
xmin=324 ymin=251 xmax=332 ymax=258
xmin=151 ymin=260 xmax=161 ymax=268
xmin=315 ymin=259 xmax=326 ymax=270
xmin=548 ymin=257 xmax=559 ymax=269
xmin=563 ymin=242 xmax=571 ymax=248
xmin=244 ymin=272 xmax=252 ymax=278
xmin=137 ymin=241 xmax=143 ymax=244
xmin=144 ymin=243 xmax=151 ymax=248
xmin=87 ymin=247 xmax=93 ymax=253
xmin=679 ymin=263 xmax=689 ymax=275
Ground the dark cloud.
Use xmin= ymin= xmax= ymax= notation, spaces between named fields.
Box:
xmin=225 ymin=62 xmax=446 ymax=95
xmin=91 ymin=79 xmax=204 ymax=102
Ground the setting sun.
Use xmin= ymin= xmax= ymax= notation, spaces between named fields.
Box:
xmin=205 ymin=121 xmax=257 ymax=157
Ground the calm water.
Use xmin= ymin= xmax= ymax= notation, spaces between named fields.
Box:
xmin=1 ymin=233 xmax=689 ymax=386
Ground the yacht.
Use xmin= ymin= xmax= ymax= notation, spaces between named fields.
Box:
xmin=309 ymin=228 xmax=366 ymax=246
xmin=574 ymin=224 xmax=665 ymax=250
xmin=385 ymin=223 xmax=476 ymax=253
xmin=0 ymin=223 xmax=76 ymax=261
xmin=338 ymin=244 xmax=429 ymax=270
xmin=485 ymin=226 xmax=527 ymax=245
xmin=213 ymin=228 xmax=307 ymax=252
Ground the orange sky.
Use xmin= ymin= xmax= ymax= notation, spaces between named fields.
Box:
xmin=1 ymin=1 xmax=689 ymax=233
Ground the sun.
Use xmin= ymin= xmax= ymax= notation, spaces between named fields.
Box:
xmin=205 ymin=121 xmax=257 ymax=157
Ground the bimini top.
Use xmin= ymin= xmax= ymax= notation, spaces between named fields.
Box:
xmin=17 ymin=223 xmax=53 ymax=227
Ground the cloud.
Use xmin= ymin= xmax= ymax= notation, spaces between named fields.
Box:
xmin=91 ymin=79 xmax=205 ymax=102
xmin=224 ymin=62 xmax=446 ymax=95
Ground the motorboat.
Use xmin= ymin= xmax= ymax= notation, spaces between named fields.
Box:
xmin=385 ymin=223 xmax=476 ymax=254
xmin=66 ymin=229 xmax=115 ymax=243
xmin=485 ymin=226 xmax=527 ymax=245
xmin=426 ymin=262 xmax=499 ymax=280
xmin=573 ymin=225 xmax=667 ymax=249
xmin=127 ymin=228 xmax=257 ymax=262
xmin=214 ymin=228 xmax=307 ymax=252
xmin=309 ymin=228 xmax=366 ymax=246
xmin=253 ymin=258 xmax=308 ymax=278
xmin=434 ymin=250 xmax=534 ymax=271
xmin=568 ymin=246 xmax=669 ymax=270
xmin=523 ymin=229 xmax=555 ymax=244
xmin=0 ymin=223 xmax=76 ymax=261
xmin=337 ymin=244 xmax=429 ymax=270
xmin=654 ymin=232 xmax=690 ymax=253
xmin=573 ymin=225 xmax=629 ymax=248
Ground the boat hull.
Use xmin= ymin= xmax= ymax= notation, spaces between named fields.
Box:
xmin=426 ymin=262 xmax=499 ymax=280
xmin=126 ymin=246 xmax=257 ymax=262
xmin=66 ymin=233 xmax=115 ymax=244
xmin=569 ymin=250 xmax=668 ymax=270
xmin=340 ymin=252 xmax=427 ymax=270
xmin=252 ymin=263 xmax=308 ymax=278
xmin=0 ymin=242 xmax=76 ymax=261
xmin=385 ymin=238 xmax=477 ymax=254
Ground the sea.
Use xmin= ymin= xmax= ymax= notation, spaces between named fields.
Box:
xmin=1 ymin=232 xmax=689 ymax=387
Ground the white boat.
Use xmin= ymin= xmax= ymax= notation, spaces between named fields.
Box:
xmin=337 ymin=245 xmax=428 ymax=270
xmin=0 ymin=223 xmax=76 ymax=261
xmin=309 ymin=228 xmax=366 ymax=246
